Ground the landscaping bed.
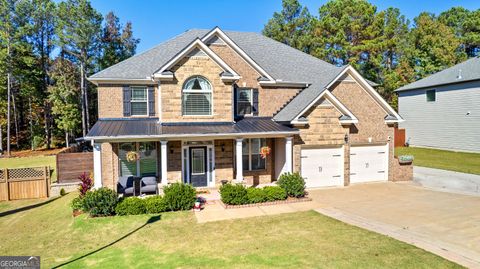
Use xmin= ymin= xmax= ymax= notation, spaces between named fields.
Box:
xmin=220 ymin=172 xmax=309 ymax=208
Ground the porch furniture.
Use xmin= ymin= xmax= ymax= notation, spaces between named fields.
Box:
xmin=117 ymin=176 xmax=134 ymax=196
xmin=140 ymin=176 xmax=158 ymax=195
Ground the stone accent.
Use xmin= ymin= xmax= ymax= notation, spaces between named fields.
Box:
xmin=392 ymin=158 xmax=413 ymax=181
xmin=161 ymin=57 xmax=233 ymax=122
xmin=331 ymin=80 xmax=395 ymax=182
xmin=214 ymin=139 xmax=234 ymax=185
xmin=166 ymin=141 xmax=182 ymax=183
xmin=97 ymin=85 xmax=158 ymax=119
xmin=293 ymin=104 xmax=347 ymax=174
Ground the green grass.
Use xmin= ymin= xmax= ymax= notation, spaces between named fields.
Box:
xmin=395 ymin=147 xmax=480 ymax=175
xmin=0 ymin=155 xmax=56 ymax=181
xmin=0 ymin=193 xmax=461 ymax=268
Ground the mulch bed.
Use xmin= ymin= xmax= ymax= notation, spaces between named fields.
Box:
xmin=219 ymin=197 xmax=312 ymax=209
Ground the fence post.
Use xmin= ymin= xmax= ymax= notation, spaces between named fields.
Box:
xmin=5 ymin=168 xmax=9 ymax=201
xmin=45 ymin=166 xmax=50 ymax=198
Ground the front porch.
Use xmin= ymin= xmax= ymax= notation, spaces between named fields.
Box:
xmin=87 ymin=118 xmax=298 ymax=191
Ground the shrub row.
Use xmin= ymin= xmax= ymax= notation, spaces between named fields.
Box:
xmin=220 ymin=184 xmax=287 ymax=205
xmin=219 ymin=172 xmax=306 ymax=205
xmin=71 ymin=183 xmax=196 ymax=217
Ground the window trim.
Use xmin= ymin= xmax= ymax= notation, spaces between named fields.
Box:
xmin=182 ymin=76 xmax=213 ymax=116
xmin=242 ymin=138 xmax=267 ymax=171
xmin=236 ymin=88 xmax=253 ymax=116
xmin=426 ymin=89 xmax=436 ymax=102
xmin=130 ymin=86 xmax=149 ymax=116
xmin=119 ymin=142 xmax=158 ymax=177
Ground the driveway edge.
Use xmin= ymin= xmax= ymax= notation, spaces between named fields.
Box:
xmin=315 ymin=207 xmax=480 ymax=268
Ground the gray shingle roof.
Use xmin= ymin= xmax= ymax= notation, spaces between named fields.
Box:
xmin=89 ymin=28 xmax=377 ymax=122
xmin=85 ymin=117 xmax=298 ymax=139
xmin=395 ymin=57 xmax=480 ymax=92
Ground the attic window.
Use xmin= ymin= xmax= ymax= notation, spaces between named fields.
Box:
xmin=426 ymin=90 xmax=436 ymax=102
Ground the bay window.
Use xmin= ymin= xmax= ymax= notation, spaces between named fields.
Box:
xmin=119 ymin=142 xmax=158 ymax=177
xmin=242 ymin=138 xmax=266 ymax=171
xmin=182 ymin=76 xmax=212 ymax=116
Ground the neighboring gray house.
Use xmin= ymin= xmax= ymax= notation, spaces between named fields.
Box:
xmin=396 ymin=57 xmax=480 ymax=153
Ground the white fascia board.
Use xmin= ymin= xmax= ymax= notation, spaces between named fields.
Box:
xmin=221 ymin=75 xmax=242 ymax=81
xmin=152 ymin=74 xmax=174 ymax=80
xmin=340 ymin=119 xmax=359 ymax=124
xmin=343 ymin=66 xmax=403 ymax=121
xmin=201 ymin=27 xmax=275 ymax=82
xmin=87 ymin=78 xmax=156 ymax=86
xmin=153 ymin=39 xmax=240 ymax=78
xmin=291 ymin=89 xmax=358 ymax=124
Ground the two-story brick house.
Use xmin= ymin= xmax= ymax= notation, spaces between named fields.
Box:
xmin=86 ymin=27 xmax=404 ymax=190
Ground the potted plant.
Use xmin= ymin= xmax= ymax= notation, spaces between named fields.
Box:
xmin=398 ymin=155 xmax=414 ymax=164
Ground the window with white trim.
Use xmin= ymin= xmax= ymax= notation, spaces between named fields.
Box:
xmin=242 ymin=138 xmax=266 ymax=170
xmin=131 ymin=87 xmax=148 ymax=115
xmin=236 ymin=88 xmax=253 ymax=116
xmin=118 ymin=142 xmax=157 ymax=177
xmin=182 ymin=76 xmax=212 ymax=115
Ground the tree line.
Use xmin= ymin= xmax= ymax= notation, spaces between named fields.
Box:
xmin=0 ymin=0 xmax=139 ymax=155
xmin=263 ymin=0 xmax=480 ymax=108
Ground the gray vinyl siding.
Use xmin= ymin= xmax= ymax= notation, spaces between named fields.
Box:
xmin=398 ymin=80 xmax=480 ymax=152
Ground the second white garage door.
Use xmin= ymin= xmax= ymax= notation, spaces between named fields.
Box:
xmin=350 ymin=144 xmax=388 ymax=184
xmin=301 ymin=147 xmax=344 ymax=188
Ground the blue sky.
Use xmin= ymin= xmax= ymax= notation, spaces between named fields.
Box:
xmin=90 ymin=0 xmax=480 ymax=54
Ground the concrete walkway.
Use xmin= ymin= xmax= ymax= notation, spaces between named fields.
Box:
xmin=414 ymin=166 xmax=480 ymax=196
xmin=309 ymin=183 xmax=480 ymax=268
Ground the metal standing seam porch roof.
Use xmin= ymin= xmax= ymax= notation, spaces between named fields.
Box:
xmin=85 ymin=117 xmax=299 ymax=140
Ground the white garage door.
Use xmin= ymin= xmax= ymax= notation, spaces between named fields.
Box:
xmin=301 ymin=147 xmax=344 ymax=188
xmin=350 ymin=144 xmax=388 ymax=184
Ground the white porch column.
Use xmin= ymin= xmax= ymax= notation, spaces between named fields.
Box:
xmin=285 ymin=137 xmax=293 ymax=173
xmin=160 ymin=141 xmax=168 ymax=184
xmin=235 ymin=138 xmax=243 ymax=182
xmin=92 ymin=141 xmax=102 ymax=189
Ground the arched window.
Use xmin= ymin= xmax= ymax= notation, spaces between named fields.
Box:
xmin=182 ymin=76 xmax=212 ymax=116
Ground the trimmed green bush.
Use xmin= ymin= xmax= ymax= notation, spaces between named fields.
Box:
xmin=70 ymin=196 xmax=84 ymax=211
xmin=145 ymin=195 xmax=167 ymax=214
xmin=220 ymin=183 xmax=248 ymax=205
xmin=247 ymin=187 xmax=267 ymax=203
xmin=60 ymin=188 xmax=67 ymax=196
xmin=82 ymin=188 xmax=118 ymax=217
xmin=115 ymin=197 xmax=147 ymax=215
xmin=163 ymin=183 xmax=196 ymax=211
xmin=264 ymin=186 xmax=287 ymax=201
xmin=278 ymin=172 xmax=306 ymax=198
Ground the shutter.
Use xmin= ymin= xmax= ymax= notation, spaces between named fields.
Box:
xmin=148 ymin=86 xmax=155 ymax=116
xmin=252 ymin=88 xmax=259 ymax=116
xmin=233 ymin=85 xmax=238 ymax=118
xmin=123 ymin=86 xmax=131 ymax=117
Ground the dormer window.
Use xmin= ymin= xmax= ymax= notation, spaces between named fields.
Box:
xmin=182 ymin=76 xmax=212 ymax=116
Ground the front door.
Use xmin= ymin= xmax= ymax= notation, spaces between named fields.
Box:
xmin=189 ymin=147 xmax=208 ymax=187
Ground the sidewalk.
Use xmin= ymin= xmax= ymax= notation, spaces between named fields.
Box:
xmin=194 ymin=199 xmax=321 ymax=223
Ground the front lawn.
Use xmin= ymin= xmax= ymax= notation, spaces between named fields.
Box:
xmin=0 ymin=194 xmax=460 ymax=268
xmin=395 ymin=147 xmax=480 ymax=175
xmin=0 ymin=155 xmax=57 ymax=182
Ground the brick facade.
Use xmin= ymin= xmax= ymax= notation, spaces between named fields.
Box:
xmin=392 ymin=157 xmax=413 ymax=182
xmin=161 ymin=57 xmax=233 ymax=122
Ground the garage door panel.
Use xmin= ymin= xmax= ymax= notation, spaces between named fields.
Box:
xmin=350 ymin=145 xmax=388 ymax=184
xmin=301 ymin=147 xmax=344 ymax=188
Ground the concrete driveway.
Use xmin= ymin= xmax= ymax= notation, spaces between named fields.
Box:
xmin=309 ymin=182 xmax=480 ymax=268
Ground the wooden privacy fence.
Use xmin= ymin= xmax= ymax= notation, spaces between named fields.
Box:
xmin=56 ymin=152 xmax=93 ymax=183
xmin=0 ymin=167 xmax=50 ymax=201
xmin=394 ymin=127 xmax=406 ymax=148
